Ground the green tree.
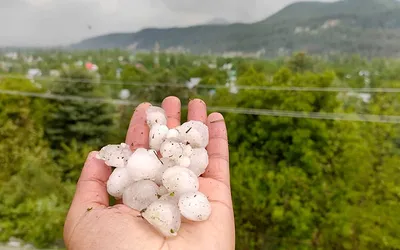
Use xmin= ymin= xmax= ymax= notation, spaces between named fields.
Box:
xmin=0 ymin=77 xmax=70 ymax=248
xmin=46 ymin=68 xmax=117 ymax=149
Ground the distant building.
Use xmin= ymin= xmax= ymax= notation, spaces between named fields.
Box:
xmin=164 ymin=46 xmax=189 ymax=54
xmin=222 ymin=63 xmax=233 ymax=70
xmin=116 ymin=68 xmax=122 ymax=79
xmin=119 ymin=89 xmax=130 ymax=99
xmin=321 ymin=19 xmax=340 ymax=29
xmin=5 ymin=52 xmax=18 ymax=60
xmin=193 ymin=61 xmax=201 ymax=66
xmin=0 ymin=61 xmax=12 ymax=72
xmin=347 ymin=92 xmax=371 ymax=103
xmin=24 ymin=56 xmax=34 ymax=64
xmin=294 ymin=27 xmax=304 ymax=34
xmin=27 ymin=68 xmax=42 ymax=88
xmin=208 ymin=63 xmax=217 ymax=69
xmin=27 ymin=68 xmax=42 ymax=79
xmin=186 ymin=78 xmax=202 ymax=89
xmin=85 ymin=62 xmax=98 ymax=72
xmin=359 ymin=70 xmax=370 ymax=77
xmin=49 ymin=69 xmax=61 ymax=77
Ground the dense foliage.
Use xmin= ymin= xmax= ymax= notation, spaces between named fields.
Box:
xmin=0 ymin=50 xmax=399 ymax=250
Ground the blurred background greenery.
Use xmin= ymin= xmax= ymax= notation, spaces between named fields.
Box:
xmin=0 ymin=50 xmax=399 ymax=250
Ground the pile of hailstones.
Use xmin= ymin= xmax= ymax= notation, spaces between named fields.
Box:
xmin=96 ymin=106 xmax=211 ymax=237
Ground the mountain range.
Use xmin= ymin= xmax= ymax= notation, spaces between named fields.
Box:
xmin=71 ymin=0 xmax=400 ymax=57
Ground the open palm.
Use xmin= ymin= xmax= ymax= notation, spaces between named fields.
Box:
xmin=63 ymin=97 xmax=235 ymax=250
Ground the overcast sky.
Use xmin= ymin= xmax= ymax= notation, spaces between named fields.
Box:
xmin=0 ymin=0 xmax=335 ymax=47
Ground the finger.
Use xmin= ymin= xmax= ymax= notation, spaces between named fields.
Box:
xmin=64 ymin=152 xmax=112 ymax=240
xmin=72 ymin=151 xmax=111 ymax=207
xmin=203 ymin=112 xmax=230 ymax=187
xmin=162 ymin=96 xmax=181 ymax=128
xmin=187 ymin=98 xmax=207 ymax=123
xmin=126 ymin=102 xmax=151 ymax=151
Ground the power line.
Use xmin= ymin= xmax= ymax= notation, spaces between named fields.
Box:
xmin=1 ymin=89 xmax=400 ymax=124
xmin=2 ymin=74 xmax=400 ymax=93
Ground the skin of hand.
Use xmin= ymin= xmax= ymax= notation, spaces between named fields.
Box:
xmin=63 ymin=97 xmax=235 ymax=250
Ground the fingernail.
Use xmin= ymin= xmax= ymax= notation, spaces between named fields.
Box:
xmin=209 ymin=112 xmax=224 ymax=123
xmin=84 ymin=151 xmax=103 ymax=168
xmin=88 ymin=151 xmax=99 ymax=160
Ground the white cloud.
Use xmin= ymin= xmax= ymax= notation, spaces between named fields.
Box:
xmin=24 ymin=0 xmax=53 ymax=6
xmin=99 ymin=0 xmax=120 ymax=14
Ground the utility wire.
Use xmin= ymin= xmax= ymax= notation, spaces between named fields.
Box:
xmin=1 ymin=89 xmax=400 ymax=124
xmin=2 ymin=74 xmax=400 ymax=93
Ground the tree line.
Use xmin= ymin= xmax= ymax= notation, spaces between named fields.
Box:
xmin=0 ymin=51 xmax=399 ymax=249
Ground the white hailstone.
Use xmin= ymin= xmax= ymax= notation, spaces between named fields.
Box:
xmin=188 ymin=148 xmax=209 ymax=176
xmin=123 ymin=180 xmax=159 ymax=211
xmin=96 ymin=143 xmax=132 ymax=168
xmin=160 ymin=140 xmax=184 ymax=161
xmin=126 ymin=148 xmax=163 ymax=182
xmin=166 ymin=128 xmax=180 ymax=141
xmin=157 ymin=185 xmax=169 ymax=196
xmin=160 ymin=157 xmax=176 ymax=168
xmin=177 ymin=121 xmax=209 ymax=148
xmin=149 ymin=124 xmax=169 ymax=151
xmin=107 ymin=167 xmax=133 ymax=199
xmin=162 ymin=166 xmax=199 ymax=195
xmin=178 ymin=191 xmax=211 ymax=221
xmin=183 ymin=144 xmax=193 ymax=157
xmin=177 ymin=156 xmax=191 ymax=168
xmin=154 ymin=164 xmax=168 ymax=186
xmin=142 ymin=200 xmax=181 ymax=237
xmin=146 ymin=106 xmax=167 ymax=128
xmin=159 ymin=192 xmax=180 ymax=204
xmin=98 ymin=104 xmax=214 ymax=237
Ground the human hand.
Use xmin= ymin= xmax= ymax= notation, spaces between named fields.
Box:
xmin=63 ymin=97 xmax=235 ymax=250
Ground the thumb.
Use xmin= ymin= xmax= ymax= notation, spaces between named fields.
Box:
xmin=64 ymin=151 xmax=111 ymax=240
xmin=72 ymin=151 xmax=111 ymax=207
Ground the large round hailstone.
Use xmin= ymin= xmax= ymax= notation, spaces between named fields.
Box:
xmin=126 ymin=148 xmax=163 ymax=182
xmin=123 ymin=180 xmax=159 ymax=211
xmin=177 ymin=121 xmax=209 ymax=148
xmin=166 ymin=128 xmax=179 ymax=141
xmin=183 ymin=144 xmax=193 ymax=157
xmin=107 ymin=167 xmax=133 ymax=199
xmin=149 ymin=124 xmax=169 ymax=151
xmin=160 ymin=157 xmax=176 ymax=168
xmin=146 ymin=106 xmax=167 ymax=127
xmin=142 ymin=200 xmax=181 ymax=237
xmin=96 ymin=143 xmax=132 ymax=168
xmin=178 ymin=191 xmax=211 ymax=221
xmin=154 ymin=164 xmax=168 ymax=186
xmin=188 ymin=148 xmax=209 ymax=176
xmin=160 ymin=140 xmax=184 ymax=161
xmin=177 ymin=156 xmax=190 ymax=168
xmin=162 ymin=166 xmax=199 ymax=195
